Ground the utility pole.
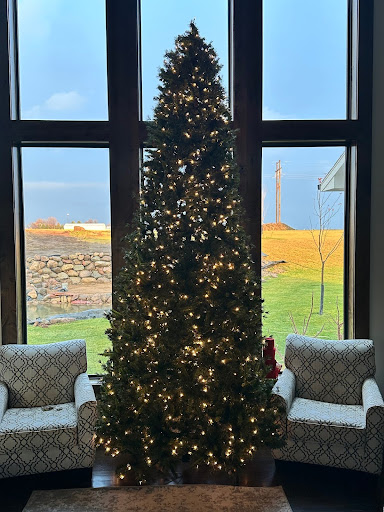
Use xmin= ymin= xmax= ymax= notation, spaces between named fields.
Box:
xmin=275 ymin=160 xmax=281 ymax=224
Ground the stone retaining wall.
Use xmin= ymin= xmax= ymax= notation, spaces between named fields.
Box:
xmin=26 ymin=252 xmax=112 ymax=304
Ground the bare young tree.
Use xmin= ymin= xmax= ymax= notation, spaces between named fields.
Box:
xmin=288 ymin=292 xmax=324 ymax=337
xmin=310 ymin=188 xmax=343 ymax=315
xmin=330 ymin=298 xmax=344 ymax=340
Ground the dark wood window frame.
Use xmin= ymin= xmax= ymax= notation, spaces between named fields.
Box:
xmin=0 ymin=1 xmax=373 ymax=360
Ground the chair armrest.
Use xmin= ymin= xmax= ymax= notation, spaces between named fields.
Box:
xmin=0 ymin=382 xmax=8 ymax=423
xmin=272 ymin=368 xmax=296 ymax=413
xmin=74 ymin=373 xmax=97 ymax=446
xmin=362 ymin=377 xmax=384 ymax=431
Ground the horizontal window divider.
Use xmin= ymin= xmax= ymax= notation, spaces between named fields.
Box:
xmin=260 ymin=120 xmax=361 ymax=144
xmin=140 ymin=120 xmax=362 ymax=148
xmin=11 ymin=120 xmax=110 ymax=145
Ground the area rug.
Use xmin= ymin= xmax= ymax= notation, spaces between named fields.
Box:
xmin=23 ymin=485 xmax=292 ymax=512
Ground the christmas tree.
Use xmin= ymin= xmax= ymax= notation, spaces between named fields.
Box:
xmin=98 ymin=22 xmax=282 ymax=483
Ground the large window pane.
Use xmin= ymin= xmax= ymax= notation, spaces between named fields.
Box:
xmin=23 ymin=148 xmax=111 ymax=374
xmin=262 ymin=147 xmax=345 ymax=363
xmin=141 ymin=0 xmax=229 ymax=120
xmin=18 ymin=0 xmax=108 ymax=120
xmin=263 ymin=0 xmax=348 ymax=120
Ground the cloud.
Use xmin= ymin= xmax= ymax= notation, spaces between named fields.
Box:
xmin=45 ymin=91 xmax=85 ymax=111
xmin=24 ymin=91 xmax=86 ymax=119
xmin=24 ymin=182 xmax=108 ymax=191
xmin=262 ymin=106 xmax=292 ymax=120
xmin=18 ymin=0 xmax=61 ymax=40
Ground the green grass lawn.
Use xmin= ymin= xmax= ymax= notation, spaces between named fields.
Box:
xmin=263 ymin=274 xmax=343 ymax=362
xmin=28 ymin=274 xmax=343 ymax=373
xmin=28 ymin=228 xmax=344 ymax=373
xmin=28 ymin=318 xmax=111 ymax=375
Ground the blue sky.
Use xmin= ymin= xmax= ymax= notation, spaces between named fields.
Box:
xmin=19 ymin=0 xmax=347 ymax=229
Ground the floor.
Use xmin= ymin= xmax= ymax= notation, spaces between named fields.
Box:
xmin=0 ymin=448 xmax=381 ymax=512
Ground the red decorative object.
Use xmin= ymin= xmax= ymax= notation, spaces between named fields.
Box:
xmin=263 ymin=337 xmax=281 ymax=378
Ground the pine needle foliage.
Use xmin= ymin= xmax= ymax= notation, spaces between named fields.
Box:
xmin=98 ymin=22 xmax=283 ymax=484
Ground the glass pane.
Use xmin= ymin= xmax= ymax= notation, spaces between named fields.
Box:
xmin=23 ymin=148 xmax=111 ymax=374
xmin=262 ymin=147 xmax=345 ymax=363
xmin=141 ymin=0 xmax=229 ymax=120
xmin=263 ymin=0 xmax=348 ymax=120
xmin=18 ymin=0 xmax=108 ymax=120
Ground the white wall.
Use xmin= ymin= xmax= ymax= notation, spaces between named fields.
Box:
xmin=370 ymin=0 xmax=384 ymax=391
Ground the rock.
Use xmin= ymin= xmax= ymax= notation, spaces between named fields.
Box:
xmin=41 ymin=275 xmax=50 ymax=281
xmin=78 ymin=254 xmax=84 ymax=260
xmin=50 ymin=256 xmax=61 ymax=262
xmin=83 ymin=255 xmax=91 ymax=261
xmin=34 ymin=255 xmax=41 ymax=261
xmin=51 ymin=267 xmax=62 ymax=274
xmin=73 ymin=259 xmax=81 ymax=265
xmin=29 ymin=261 xmax=41 ymax=272
xmin=69 ymin=277 xmax=81 ymax=284
xmin=27 ymin=289 xmax=37 ymax=299
xmin=67 ymin=270 xmax=79 ymax=277
xmin=92 ymin=271 xmax=102 ymax=278
xmin=31 ymin=278 xmax=42 ymax=284
xmin=95 ymin=261 xmax=106 ymax=267
xmin=62 ymin=259 xmax=72 ymax=264
xmin=101 ymin=255 xmax=111 ymax=261
xmin=84 ymin=262 xmax=95 ymax=270
xmin=39 ymin=261 xmax=46 ymax=269
xmin=61 ymin=255 xmax=69 ymax=260
xmin=41 ymin=256 xmax=49 ymax=262
xmin=73 ymin=264 xmax=84 ymax=271
xmin=79 ymin=270 xmax=91 ymax=278
xmin=35 ymin=288 xmax=47 ymax=296
xmin=47 ymin=260 xmax=58 ymax=268
xmin=97 ymin=277 xmax=110 ymax=284
xmin=61 ymin=263 xmax=73 ymax=271
xmin=56 ymin=272 xmax=69 ymax=280
xmin=82 ymin=277 xmax=97 ymax=283
xmin=69 ymin=254 xmax=78 ymax=259
xmin=40 ymin=268 xmax=51 ymax=274
xmin=91 ymin=256 xmax=99 ymax=262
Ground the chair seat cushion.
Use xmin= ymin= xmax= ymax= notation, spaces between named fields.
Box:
xmin=0 ymin=402 xmax=78 ymax=452
xmin=287 ymin=398 xmax=366 ymax=447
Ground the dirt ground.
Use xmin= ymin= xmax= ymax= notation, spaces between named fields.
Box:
xmin=69 ymin=283 xmax=111 ymax=295
xmin=25 ymin=229 xmax=111 ymax=258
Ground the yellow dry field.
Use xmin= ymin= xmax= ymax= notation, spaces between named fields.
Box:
xmin=262 ymin=229 xmax=344 ymax=285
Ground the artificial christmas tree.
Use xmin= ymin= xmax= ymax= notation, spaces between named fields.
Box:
xmin=98 ymin=22 xmax=283 ymax=483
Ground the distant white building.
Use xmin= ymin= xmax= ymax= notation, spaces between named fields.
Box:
xmin=319 ymin=153 xmax=345 ymax=192
xmin=64 ymin=223 xmax=107 ymax=231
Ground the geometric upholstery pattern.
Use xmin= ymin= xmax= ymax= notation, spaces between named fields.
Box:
xmin=0 ymin=340 xmax=97 ymax=479
xmin=287 ymin=398 xmax=365 ymax=447
xmin=0 ymin=339 xmax=87 ymax=408
xmin=0 ymin=403 xmax=78 ymax=451
xmin=285 ymin=334 xmax=375 ymax=405
xmin=272 ymin=334 xmax=384 ymax=474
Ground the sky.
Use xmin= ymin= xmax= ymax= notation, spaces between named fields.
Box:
xmin=18 ymin=0 xmax=347 ymax=229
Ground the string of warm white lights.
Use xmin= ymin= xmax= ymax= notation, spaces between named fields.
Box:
xmin=97 ymin=21 xmax=283 ymax=484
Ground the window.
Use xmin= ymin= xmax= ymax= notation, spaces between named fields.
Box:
xmin=17 ymin=0 xmax=108 ymax=120
xmin=0 ymin=1 xmax=374 ymax=370
xmin=263 ymin=0 xmax=348 ymax=120
xmin=22 ymin=148 xmax=111 ymax=374
xmin=262 ymin=147 xmax=345 ymax=362
xmin=141 ymin=0 xmax=229 ymax=119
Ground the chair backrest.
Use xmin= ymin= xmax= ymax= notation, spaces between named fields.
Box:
xmin=285 ymin=334 xmax=375 ymax=405
xmin=0 ymin=339 xmax=87 ymax=408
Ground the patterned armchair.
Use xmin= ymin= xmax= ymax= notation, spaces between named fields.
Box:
xmin=0 ymin=339 xmax=97 ymax=479
xmin=272 ymin=334 xmax=384 ymax=474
